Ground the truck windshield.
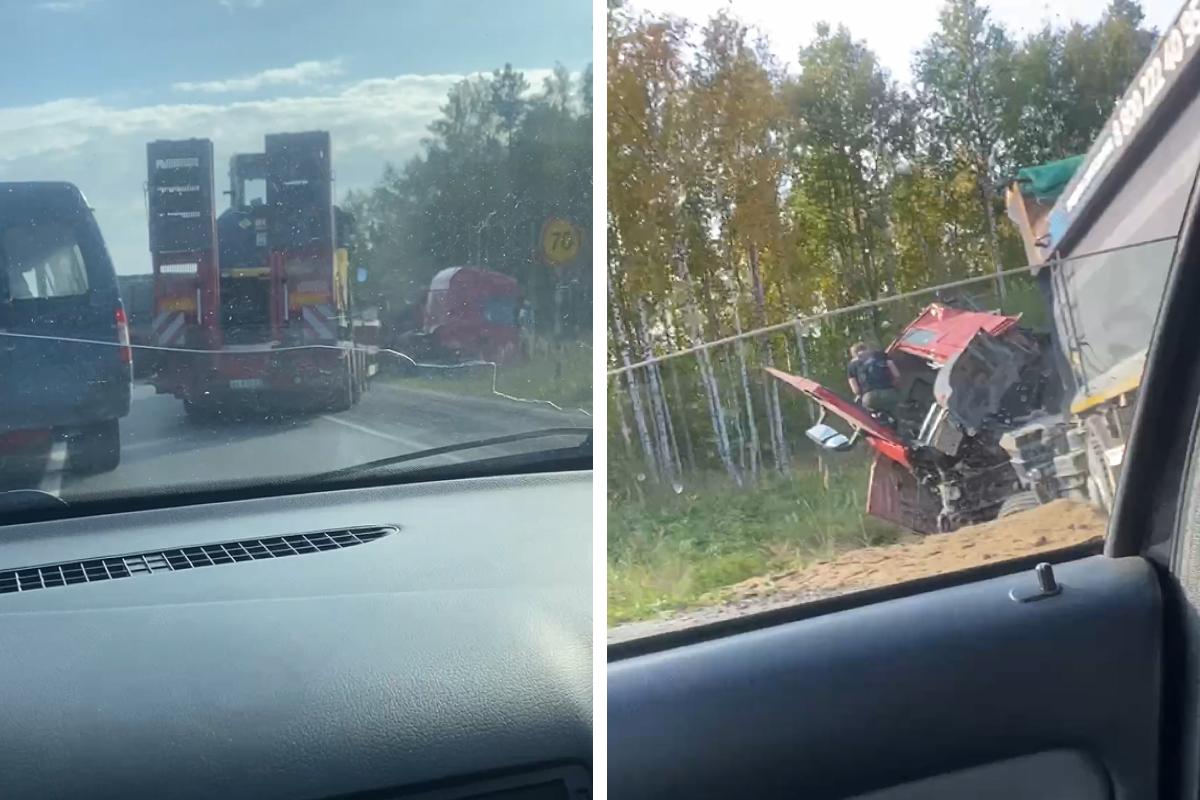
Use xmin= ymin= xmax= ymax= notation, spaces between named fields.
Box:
xmin=0 ymin=1 xmax=592 ymax=511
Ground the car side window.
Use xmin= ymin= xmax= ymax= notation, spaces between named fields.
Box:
xmin=485 ymin=297 xmax=517 ymax=325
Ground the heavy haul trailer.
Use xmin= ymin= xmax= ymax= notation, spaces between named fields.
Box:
xmin=769 ymin=0 xmax=1200 ymax=532
xmin=146 ymin=133 xmax=377 ymax=417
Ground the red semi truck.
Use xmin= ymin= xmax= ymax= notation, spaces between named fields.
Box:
xmin=145 ymin=132 xmax=377 ymax=417
xmin=387 ymin=266 xmax=522 ymax=366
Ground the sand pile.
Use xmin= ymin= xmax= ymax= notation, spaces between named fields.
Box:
xmin=723 ymin=498 xmax=1107 ymax=601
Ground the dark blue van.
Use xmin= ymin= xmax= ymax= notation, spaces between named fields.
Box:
xmin=0 ymin=182 xmax=131 ymax=474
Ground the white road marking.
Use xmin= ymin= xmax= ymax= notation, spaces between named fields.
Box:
xmin=318 ymin=414 xmax=435 ymax=453
xmin=38 ymin=441 xmax=67 ymax=497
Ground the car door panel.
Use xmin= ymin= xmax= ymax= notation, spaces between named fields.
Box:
xmin=608 ymin=555 xmax=1161 ymax=800
xmin=848 ymin=749 xmax=1110 ymax=800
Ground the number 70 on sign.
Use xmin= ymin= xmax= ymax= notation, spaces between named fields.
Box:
xmin=541 ymin=218 xmax=583 ymax=265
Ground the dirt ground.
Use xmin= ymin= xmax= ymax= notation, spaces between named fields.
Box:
xmin=721 ymin=498 xmax=1107 ymax=602
xmin=609 ymin=499 xmax=1107 ymax=644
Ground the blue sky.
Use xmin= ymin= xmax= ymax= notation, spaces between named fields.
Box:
xmin=2 ymin=0 xmax=592 ymax=106
xmin=0 ymin=0 xmax=592 ymax=273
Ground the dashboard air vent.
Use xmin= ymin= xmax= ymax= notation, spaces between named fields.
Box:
xmin=0 ymin=526 xmax=395 ymax=595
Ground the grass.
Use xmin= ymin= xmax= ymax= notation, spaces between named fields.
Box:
xmin=385 ymin=340 xmax=592 ymax=409
xmin=607 ymin=458 xmax=905 ymax=626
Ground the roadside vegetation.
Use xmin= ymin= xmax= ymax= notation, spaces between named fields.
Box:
xmin=386 ymin=339 xmax=592 ymax=409
xmin=608 ymin=455 xmax=904 ymax=624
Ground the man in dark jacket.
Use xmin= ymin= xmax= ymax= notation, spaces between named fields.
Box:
xmin=847 ymin=342 xmax=901 ymax=418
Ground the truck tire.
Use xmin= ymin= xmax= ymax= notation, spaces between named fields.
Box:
xmin=350 ymin=355 xmax=364 ymax=405
xmin=67 ymin=420 xmax=121 ymax=475
xmin=183 ymin=399 xmax=217 ymax=422
xmin=997 ymin=490 xmax=1040 ymax=519
xmin=327 ymin=362 xmax=354 ymax=413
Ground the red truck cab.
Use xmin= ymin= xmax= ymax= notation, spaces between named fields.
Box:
xmin=415 ymin=266 xmax=522 ymax=364
xmin=770 ymin=304 xmax=1055 ymax=533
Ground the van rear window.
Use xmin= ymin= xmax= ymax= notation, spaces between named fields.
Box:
xmin=2 ymin=221 xmax=90 ymax=299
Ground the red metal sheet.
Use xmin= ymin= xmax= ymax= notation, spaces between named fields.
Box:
xmin=865 ymin=435 xmax=912 ymax=469
xmin=889 ymin=304 xmax=1021 ymax=363
xmin=766 ymin=367 xmax=910 ymax=467
xmin=865 ymin=452 xmax=942 ymax=534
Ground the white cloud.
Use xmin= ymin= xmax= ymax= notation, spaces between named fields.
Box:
xmin=36 ymin=0 xmax=96 ymax=11
xmin=0 ymin=69 xmax=555 ymax=275
xmin=172 ymin=59 xmax=345 ymax=94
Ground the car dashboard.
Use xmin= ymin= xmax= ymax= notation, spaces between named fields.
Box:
xmin=0 ymin=470 xmax=592 ymax=800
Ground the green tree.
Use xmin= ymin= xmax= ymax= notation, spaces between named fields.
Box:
xmin=1060 ymin=0 xmax=1157 ymax=153
xmin=915 ymin=0 xmax=1015 ymax=295
xmin=786 ymin=23 xmax=912 ymax=315
xmin=349 ymin=62 xmax=592 ymax=339
xmin=1005 ymin=0 xmax=1157 ymax=167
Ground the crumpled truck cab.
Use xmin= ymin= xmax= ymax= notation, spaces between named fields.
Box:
xmin=770 ymin=303 xmax=1066 ymax=534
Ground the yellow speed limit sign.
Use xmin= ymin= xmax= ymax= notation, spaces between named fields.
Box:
xmin=541 ymin=218 xmax=581 ymax=265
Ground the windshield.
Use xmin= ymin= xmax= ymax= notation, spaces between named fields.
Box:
xmin=607 ymin=0 xmax=1189 ymax=642
xmin=0 ymin=1 xmax=592 ymax=511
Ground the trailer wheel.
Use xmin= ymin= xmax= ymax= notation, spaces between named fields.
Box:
xmin=66 ymin=420 xmax=121 ymax=475
xmin=997 ymin=490 xmax=1040 ymax=519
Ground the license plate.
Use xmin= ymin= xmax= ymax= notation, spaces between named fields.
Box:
xmin=229 ymin=378 xmax=265 ymax=390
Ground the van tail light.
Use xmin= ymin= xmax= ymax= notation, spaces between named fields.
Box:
xmin=115 ymin=306 xmax=132 ymax=365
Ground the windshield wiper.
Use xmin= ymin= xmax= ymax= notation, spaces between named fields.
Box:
xmin=0 ymin=489 xmax=71 ymax=526
xmin=0 ymin=490 xmax=69 ymax=514
xmin=301 ymin=427 xmax=592 ymax=484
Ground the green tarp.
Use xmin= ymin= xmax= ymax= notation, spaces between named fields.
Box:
xmin=1015 ymin=155 xmax=1085 ymax=203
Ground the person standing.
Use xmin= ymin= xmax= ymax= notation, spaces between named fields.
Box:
xmin=847 ymin=341 xmax=902 ymax=418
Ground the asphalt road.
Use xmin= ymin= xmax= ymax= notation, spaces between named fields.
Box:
xmin=10 ymin=381 xmax=590 ymax=503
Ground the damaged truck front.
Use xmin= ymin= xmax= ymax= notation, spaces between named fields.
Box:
xmin=769 ymin=304 xmax=1062 ymax=534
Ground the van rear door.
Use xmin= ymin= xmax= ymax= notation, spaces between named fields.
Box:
xmin=0 ymin=183 xmax=130 ymax=434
